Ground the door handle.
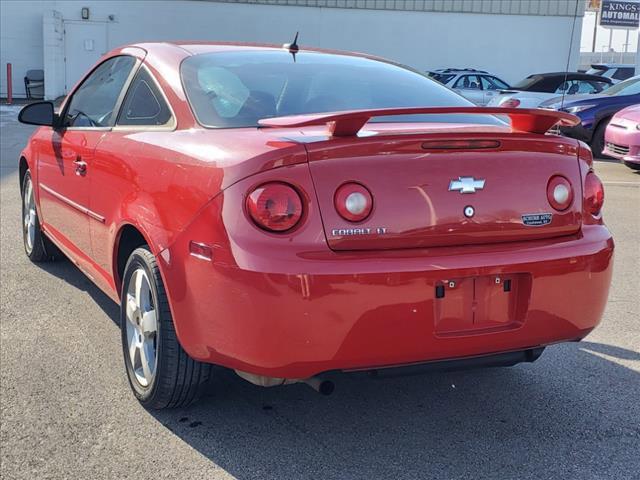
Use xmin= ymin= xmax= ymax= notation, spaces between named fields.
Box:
xmin=73 ymin=159 xmax=87 ymax=176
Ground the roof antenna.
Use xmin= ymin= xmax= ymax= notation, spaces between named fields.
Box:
xmin=283 ymin=32 xmax=299 ymax=62
xmin=561 ymin=0 xmax=580 ymax=110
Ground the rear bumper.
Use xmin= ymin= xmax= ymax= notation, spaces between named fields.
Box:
xmin=357 ymin=347 xmax=546 ymax=378
xmin=159 ymin=224 xmax=614 ymax=379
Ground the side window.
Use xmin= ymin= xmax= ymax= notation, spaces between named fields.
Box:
xmin=117 ymin=68 xmax=173 ymax=126
xmin=555 ymin=80 xmax=583 ymax=95
xmin=480 ymin=76 xmax=509 ymax=90
xmin=576 ymin=81 xmax=598 ymax=94
xmin=486 ymin=76 xmax=509 ymax=90
xmin=454 ymin=75 xmax=480 ymax=90
xmin=64 ymin=56 xmax=136 ymax=128
xmin=592 ymin=81 xmax=610 ymax=92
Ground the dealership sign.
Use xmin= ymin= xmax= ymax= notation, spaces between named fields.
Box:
xmin=599 ymin=0 xmax=640 ymax=28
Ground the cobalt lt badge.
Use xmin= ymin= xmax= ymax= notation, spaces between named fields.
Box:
xmin=464 ymin=205 xmax=475 ymax=218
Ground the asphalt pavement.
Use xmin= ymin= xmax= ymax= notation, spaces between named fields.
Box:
xmin=1 ymin=105 xmax=639 ymax=480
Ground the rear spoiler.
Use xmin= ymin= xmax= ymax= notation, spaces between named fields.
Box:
xmin=258 ymin=107 xmax=579 ymax=137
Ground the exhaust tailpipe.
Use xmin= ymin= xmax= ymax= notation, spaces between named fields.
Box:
xmin=235 ymin=370 xmax=334 ymax=395
xmin=303 ymin=377 xmax=335 ymax=396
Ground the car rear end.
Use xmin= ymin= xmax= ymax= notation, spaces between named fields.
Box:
xmin=161 ymin=126 xmax=613 ymax=380
xmin=161 ymin=48 xmax=614 ymax=381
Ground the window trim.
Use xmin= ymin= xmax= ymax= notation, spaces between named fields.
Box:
xmin=60 ymin=55 xmax=140 ymax=132
xmin=113 ymin=64 xmax=177 ymax=132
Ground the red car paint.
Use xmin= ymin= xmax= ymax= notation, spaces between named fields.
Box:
xmin=20 ymin=43 xmax=614 ymax=379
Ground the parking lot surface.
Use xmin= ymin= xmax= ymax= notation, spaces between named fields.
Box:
xmin=1 ymin=105 xmax=638 ymax=480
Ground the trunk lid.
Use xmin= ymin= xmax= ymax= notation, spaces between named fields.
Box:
xmin=305 ymin=132 xmax=582 ymax=251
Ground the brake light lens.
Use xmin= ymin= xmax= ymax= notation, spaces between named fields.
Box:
xmin=334 ymin=183 xmax=373 ymax=222
xmin=246 ymin=182 xmax=303 ymax=232
xmin=584 ymin=171 xmax=604 ymax=216
xmin=501 ymin=98 xmax=521 ymax=108
xmin=547 ymin=176 xmax=573 ymax=211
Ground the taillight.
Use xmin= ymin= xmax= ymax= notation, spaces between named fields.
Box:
xmin=547 ymin=176 xmax=573 ymax=211
xmin=584 ymin=171 xmax=604 ymax=216
xmin=334 ymin=183 xmax=373 ymax=222
xmin=246 ymin=182 xmax=303 ymax=232
xmin=501 ymin=98 xmax=521 ymax=108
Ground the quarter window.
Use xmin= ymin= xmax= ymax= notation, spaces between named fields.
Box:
xmin=64 ymin=56 xmax=136 ymax=128
xmin=117 ymin=68 xmax=172 ymax=126
xmin=481 ymin=76 xmax=509 ymax=90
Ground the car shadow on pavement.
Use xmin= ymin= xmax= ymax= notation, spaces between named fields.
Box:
xmin=148 ymin=342 xmax=639 ymax=480
xmin=35 ymin=258 xmax=640 ymax=480
xmin=34 ymin=259 xmax=120 ymax=326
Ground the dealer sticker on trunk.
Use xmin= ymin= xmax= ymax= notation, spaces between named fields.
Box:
xmin=522 ymin=213 xmax=553 ymax=227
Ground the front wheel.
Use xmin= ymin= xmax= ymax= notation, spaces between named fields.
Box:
xmin=121 ymin=246 xmax=211 ymax=409
xmin=21 ymin=171 xmax=59 ymax=262
xmin=590 ymin=120 xmax=609 ymax=159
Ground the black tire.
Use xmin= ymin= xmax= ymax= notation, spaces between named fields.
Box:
xmin=121 ymin=246 xmax=211 ymax=409
xmin=623 ymin=161 xmax=640 ymax=171
xmin=590 ymin=119 xmax=609 ymax=158
xmin=21 ymin=171 xmax=60 ymax=262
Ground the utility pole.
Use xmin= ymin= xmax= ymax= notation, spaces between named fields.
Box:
xmin=592 ymin=9 xmax=599 ymax=52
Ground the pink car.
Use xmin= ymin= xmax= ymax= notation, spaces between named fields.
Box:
xmin=604 ymin=105 xmax=640 ymax=170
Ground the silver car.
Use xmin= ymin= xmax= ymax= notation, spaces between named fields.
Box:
xmin=427 ymin=69 xmax=510 ymax=105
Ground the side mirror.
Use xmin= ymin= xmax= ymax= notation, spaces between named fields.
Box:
xmin=18 ymin=101 xmax=58 ymax=127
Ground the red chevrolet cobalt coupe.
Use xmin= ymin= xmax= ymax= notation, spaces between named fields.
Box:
xmin=18 ymin=43 xmax=614 ymax=409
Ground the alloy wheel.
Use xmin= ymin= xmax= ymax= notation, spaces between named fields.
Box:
xmin=22 ymin=177 xmax=36 ymax=254
xmin=125 ymin=268 xmax=158 ymax=387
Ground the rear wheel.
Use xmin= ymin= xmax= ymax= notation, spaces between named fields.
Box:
xmin=623 ymin=161 xmax=640 ymax=171
xmin=121 ymin=246 xmax=211 ymax=409
xmin=21 ymin=171 xmax=59 ymax=262
xmin=590 ymin=119 xmax=609 ymax=158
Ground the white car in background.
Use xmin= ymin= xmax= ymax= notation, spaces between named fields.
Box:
xmin=427 ymin=69 xmax=511 ymax=105
xmin=487 ymin=72 xmax=612 ymax=108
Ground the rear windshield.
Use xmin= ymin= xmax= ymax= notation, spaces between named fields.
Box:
xmin=180 ymin=50 xmax=502 ymax=128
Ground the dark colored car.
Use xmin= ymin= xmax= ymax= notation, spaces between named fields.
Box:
xmin=543 ymin=76 xmax=640 ymax=157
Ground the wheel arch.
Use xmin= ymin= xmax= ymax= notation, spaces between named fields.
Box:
xmin=589 ymin=114 xmax=613 ymax=152
xmin=113 ymin=223 xmax=153 ymax=296
xmin=18 ymin=156 xmax=29 ymax=192
xmin=594 ymin=114 xmax=612 ymax=134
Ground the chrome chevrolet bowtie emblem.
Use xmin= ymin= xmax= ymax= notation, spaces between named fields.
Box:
xmin=449 ymin=176 xmax=486 ymax=194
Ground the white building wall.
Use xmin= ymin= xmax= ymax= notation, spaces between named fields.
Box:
xmin=42 ymin=10 xmax=65 ymax=101
xmin=1 ymin=0 xmax=583 ymax=99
